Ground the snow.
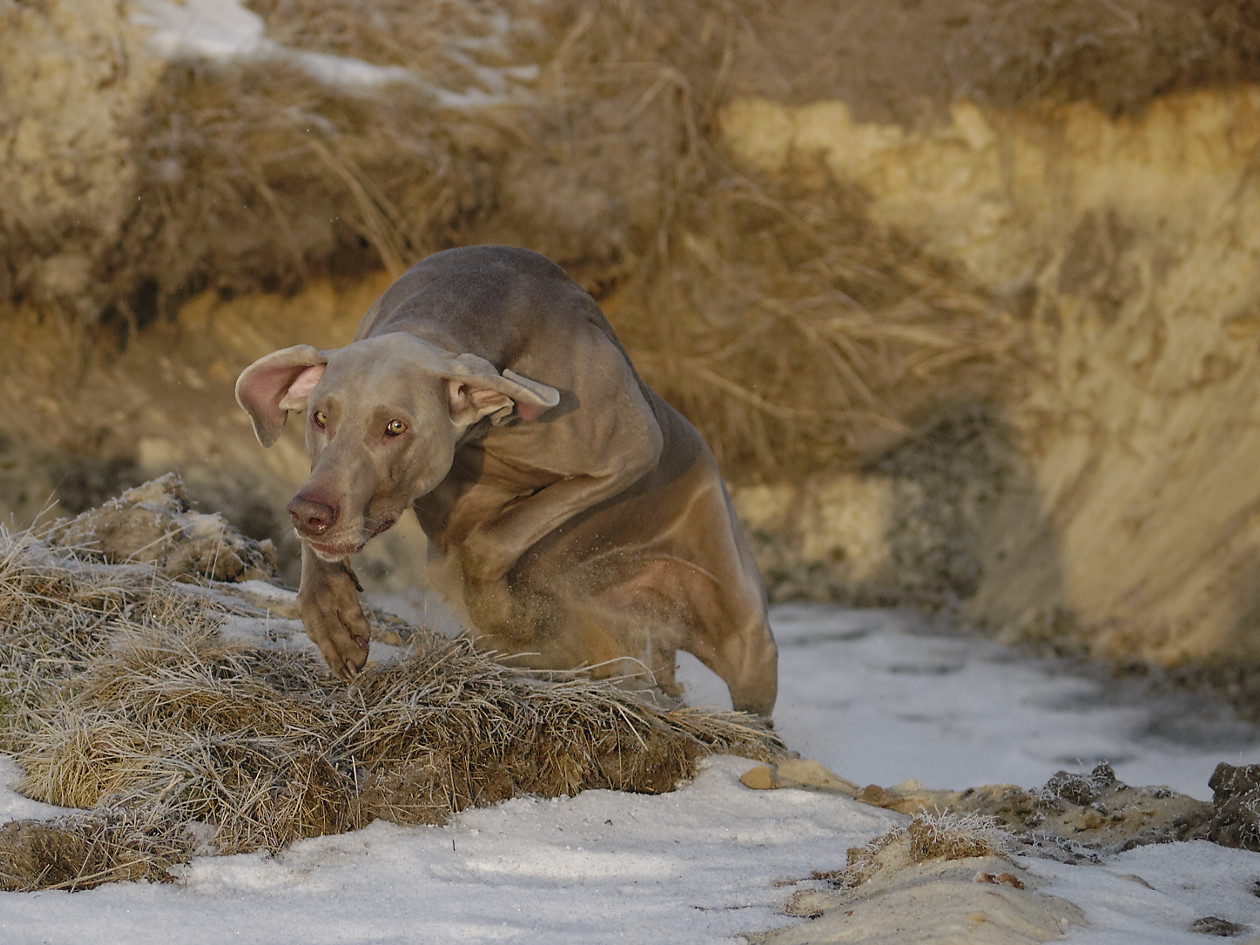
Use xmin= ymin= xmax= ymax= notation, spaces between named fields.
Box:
xmin=133 ymin=0 xmax=538 ymax=106
xmin=746 ymin=606 xmax=1259 ymax=800
xmin=1034 ymin=842 xmax=1260 ymax=945
xmin=134 ymin=0 xmax=414 ymax=87
xmin=2 ymin=604 xmax=1258 ymax=944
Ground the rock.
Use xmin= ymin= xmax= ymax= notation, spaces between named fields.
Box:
xmin=739 ymin=765 xmax=777 ymax=791
xmin=740 ymin=759 xmax=863 ymax=795
xmin=1201 ymin=762 xmax=1260 ymax=852
xmin=1189 ymin=915 xmax=1250 ymax=937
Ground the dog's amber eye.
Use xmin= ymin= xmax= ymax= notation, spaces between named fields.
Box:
xmin=385 ymin=419 xmax=407 ymax=437
xmin=312 ymin=410 xmax=327 ymax=429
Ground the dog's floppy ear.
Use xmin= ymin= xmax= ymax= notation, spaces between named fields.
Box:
xmin=443 ymin=353 xmax=560 ymax=428
xmin=235 ymin=344 xmax=331 ymax=446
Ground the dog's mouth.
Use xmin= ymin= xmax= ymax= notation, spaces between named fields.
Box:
xmin=302 ymin=516 xmax=397 ymax=562
xmin=304 ymin=538 xmax=362 ymax=562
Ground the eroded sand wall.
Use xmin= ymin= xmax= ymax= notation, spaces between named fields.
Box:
xmin=722 ymin=88 xmax=1260 ymax=667
xmin=0 ymin=1 xmax=164 ymax=318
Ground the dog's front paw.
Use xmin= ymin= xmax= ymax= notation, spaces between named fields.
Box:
xmin=297 ymin=579 xmax=371 ymax=681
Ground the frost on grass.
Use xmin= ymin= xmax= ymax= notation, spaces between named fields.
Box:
xmin=0 ymin=805 xmax=211 ymax=891
xmin=0 ymin=527 xmax=784 ymax=891
xmin=761 ymin=810 xmax=1087 ymax=945
xmin=44 ymin=473 xmax=278 ymax=584
xmin=825 ymin=811 xmax=1012 ymax=891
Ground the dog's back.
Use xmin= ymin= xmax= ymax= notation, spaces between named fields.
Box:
xmin=356 ymin=246 xmax=623 ymax=366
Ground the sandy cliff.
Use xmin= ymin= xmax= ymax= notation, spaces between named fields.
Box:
xmin=722 ymin=84 xmax=1260 ymax=675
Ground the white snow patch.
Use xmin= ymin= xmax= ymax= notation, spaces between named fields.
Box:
xmin=134 ymin=0 xmax=413 ymax=87
xmin=133 ymin=0 xmax=537 ymax=104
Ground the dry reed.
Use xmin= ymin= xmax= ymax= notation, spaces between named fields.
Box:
xmin=97 ymin=0 xmax=1010 ymax=480
xmin=12 ymin=1 xmax=1260 ymax=482
xmin=0 ymin=528 xmax=783 ymax=890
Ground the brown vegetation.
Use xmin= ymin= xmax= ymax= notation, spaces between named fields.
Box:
xmin=3 ymin=0 xmax=1022 ymax=482
xmin=0 ymin=528 xmax=783 ymax=890
xmin=6 ymin=0 xmax=1260 ymax=478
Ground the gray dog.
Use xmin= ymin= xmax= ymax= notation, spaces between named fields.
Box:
xmin=236 ymin=245 xmax=778 ymax=715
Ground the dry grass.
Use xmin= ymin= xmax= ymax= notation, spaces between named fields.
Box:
xmin=12 ymin=1 xmax=1260 ymax=482
xmin=0 ymin=528 xmax=783 ymax=891
xmin=113 ymin=58 xmax=514 ymax=315
xmin=528 ymin=0 xmax=1004 ymax=474
xmin=92 ymin=0 xmax=1011 ymax=480
xmin=826 ymin=811 xmax=1011 ymax=890
xmin=0 ymin=806 xmax=207 ymax=891
xmin=615 ymin=180 xmax=1008 ymax=475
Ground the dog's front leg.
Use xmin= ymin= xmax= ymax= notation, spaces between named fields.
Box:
xmin=458 ymin=471 xmax=635 ymax=584
xmin=295 ymin=543 xmax=371 ymax=680
xmin=462 ymin=574 xmax=519 ymax=635
xmin=460 ymin=421 xmax=664 ymax=585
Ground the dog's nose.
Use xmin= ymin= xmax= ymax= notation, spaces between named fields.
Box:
xmin=288 ymin=495 xmax=339 ymax=535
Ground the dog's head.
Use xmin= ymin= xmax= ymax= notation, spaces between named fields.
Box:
xmin=235 ymin=332 xmax=559 ymax=561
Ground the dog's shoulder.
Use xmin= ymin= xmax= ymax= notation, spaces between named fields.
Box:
xmin=359 ymin=246 xmax=618 ymax=359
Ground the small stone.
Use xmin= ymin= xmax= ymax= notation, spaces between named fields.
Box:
xmin=1189 ymin=916 xmax=1248 ymax=937
xmin=740 ymin=765 xmax=776 ymax=791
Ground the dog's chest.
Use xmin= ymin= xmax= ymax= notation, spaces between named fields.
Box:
xmin=416 ymin=444 xmax=558 ymax=542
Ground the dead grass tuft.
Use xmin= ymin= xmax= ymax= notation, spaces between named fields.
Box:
xmin=0 ymin=528 xmax=783 ymax=889
xmin=615 ymin=179 xmax=1008 ymax=475
xmin=829 ymin=811 xmax=1010 ymax=890
xmin=0 ymin=805 xmax=206 ymax=892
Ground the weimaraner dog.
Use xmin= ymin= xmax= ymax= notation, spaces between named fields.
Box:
xmin=236 ymin=245 xmax=778 ymax=715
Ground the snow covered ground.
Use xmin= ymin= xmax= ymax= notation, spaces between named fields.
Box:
xmin=2 ymin=604 xmax=1258 ymax=944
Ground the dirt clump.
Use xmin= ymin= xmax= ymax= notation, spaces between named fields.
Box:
xmin=950 ymin=764 xmax=1212 ymax=859
xmin=1203 ymin=763 xmax=1260 ymax=853
xmin=45 ymin=474 xmax=278 ymax=584
xmin=828 ymin=812 xmax=1012 ymax=891
xmin=754 ymin=811 xmax=1084 ymax=945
